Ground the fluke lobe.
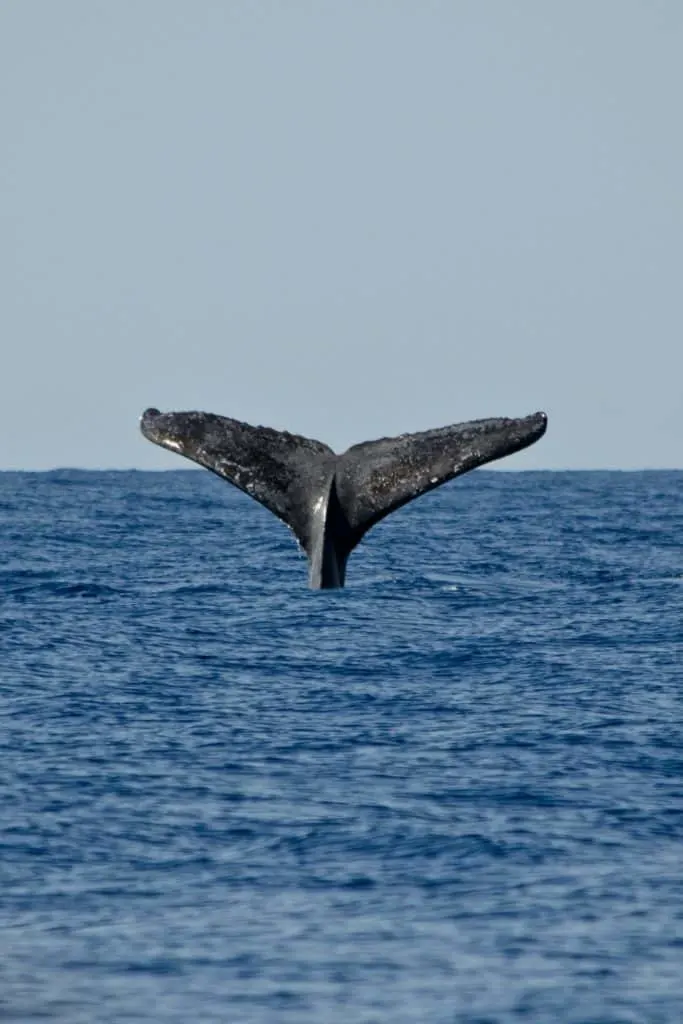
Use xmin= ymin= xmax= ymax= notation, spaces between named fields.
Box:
xmin=140 ymin=408 xmax=548 ymax=589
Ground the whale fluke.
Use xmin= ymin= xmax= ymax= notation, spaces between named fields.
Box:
xmin=140 ymin=408 xmax=547 ymax=588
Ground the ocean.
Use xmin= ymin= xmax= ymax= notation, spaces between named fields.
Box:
xmin=2 ymin=468 xmax=682 ymax=1023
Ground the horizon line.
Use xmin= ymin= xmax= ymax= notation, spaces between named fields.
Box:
xmin=1 ymin=466 xmax=682 ymax=475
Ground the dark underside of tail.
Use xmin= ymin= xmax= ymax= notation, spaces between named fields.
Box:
xmin=140 ymin=408 xmax=547 ymax=588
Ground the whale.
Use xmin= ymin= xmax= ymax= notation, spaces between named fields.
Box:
xmin=140 ymin=408 xmax=547 ymax=588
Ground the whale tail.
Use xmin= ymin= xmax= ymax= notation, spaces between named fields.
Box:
xmin=140 ymin=408 xmax=547 ymax=588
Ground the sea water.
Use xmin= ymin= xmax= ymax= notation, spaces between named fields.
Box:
xmin=1 ymin=469 xmax=682 ymax=1023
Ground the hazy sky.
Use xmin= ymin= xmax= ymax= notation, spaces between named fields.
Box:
xmin=2 ymin=1 xmax=681 ymax=469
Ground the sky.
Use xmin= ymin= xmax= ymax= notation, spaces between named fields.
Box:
xmin=1 ymin=1 xmax=681 ymax=470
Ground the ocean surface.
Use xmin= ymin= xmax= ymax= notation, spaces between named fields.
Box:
xmin=2 ymin=468 xmax=682 ymax=1023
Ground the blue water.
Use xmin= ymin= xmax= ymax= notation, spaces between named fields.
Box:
xmin=2 ymin=469 xmax=682 ymax=1023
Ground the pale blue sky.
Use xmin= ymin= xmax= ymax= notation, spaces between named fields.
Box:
xmin=1 ymin=1 xmax=681 ymax=469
